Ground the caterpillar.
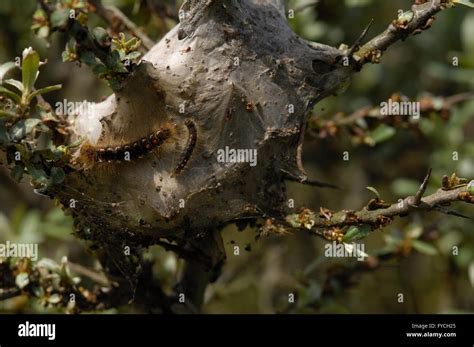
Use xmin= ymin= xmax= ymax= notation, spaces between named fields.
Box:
xmin=79 ymin=127 xmax=172 ymax=168
xmin=174 ymin=119 xmax=197 ymax=175
xmin=77 ymin=119 xmax=198 ymax=175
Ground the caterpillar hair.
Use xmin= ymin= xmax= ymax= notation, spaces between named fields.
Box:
xmin=78 ymin=127 xmax=172 ymax=168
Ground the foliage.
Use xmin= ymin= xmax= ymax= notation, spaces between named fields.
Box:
xmin=0 ymin=0 xmax=473 ymax=314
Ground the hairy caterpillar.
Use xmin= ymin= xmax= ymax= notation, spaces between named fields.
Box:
xmin=174 ymin=119 xmax=197 ymax=175
xmin=77 ymin=119 xmax=198 ymax=175
xmin=78 ymin=127 xmax=173 ymax=168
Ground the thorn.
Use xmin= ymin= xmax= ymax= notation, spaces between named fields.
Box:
xmin=347 ymin=18 xmax=374 ymax=58
xmin=280 ymin=168 xmax=306 ymax=183
xmin=432 ymin=205 xmax=471 ymax=219
xmin=284 ymin=174 xmax=341 ymax=189
xmin=414 ymin=168 xmax=432 ymax=206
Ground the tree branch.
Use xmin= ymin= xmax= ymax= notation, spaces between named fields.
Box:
xmin=309 ymin=93 xmax=474 ymax=142
xmin=89 ymin=0 xmax=155 ymax=52
xmin=353 ymin=0 xmax=450 ymax=67
xmin=262 ymin=174 xmax=473 ymax=241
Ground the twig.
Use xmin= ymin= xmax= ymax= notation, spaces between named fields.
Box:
xmin=347 ymin=18 xmax=374 ymax=58
xmin=309 ymin=93 xmax=474 ymax=141
xmin=89 ymin=0 xmax=154 ymax=52
xmin=353 ymin=0 xmax=448 ymax=67
xmin=38 ymin=0 xmax=113 ymax=66
xmin=263 ymin=174 xmax=473 ymax=241
xmin=285 ymin=175 xmax=341 ymax=189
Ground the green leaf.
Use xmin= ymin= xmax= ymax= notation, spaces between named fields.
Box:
xmin=342 ymin=224 xmax=372 ymax=243
xmin=468 ymin=181 xmax=474 ymax=195
xmin=37 ymin=26 xmax=50 ymax=39
xmin=27 ymin=84 xmax=62 ymax=103
xmin=0 ymin=62 xmax=16 ymax=81
xmin=124 ymin=51 xmax=141 ymax=61
xmin=92 ymin=27 xmax=109 ymax=45
xmin=50 ymin=9 xmax=70 ymax=28
xmin=15 ymin=272 xmax=30 ymax=289
xmin=26 ymin=164 xmax=50 ymax=187
xmin=366 ymin=186 xmax=380 ymax=199
xmin=10 ymin=118 xmax=41 ymax=140
xmin=3 ymin=79 xmax=24 ymax=93
xmin=367 ymin=125 xmax=396 ymax=145
xmin=92 ymin=64 xmax=108 ymax=76
xmin=21 ymin=48 xmax=40 ymax=94
xmin=11 ymin=164 xmax=25 ymax=182
xmin=0 ymin=110 xmax=17 ymax=118
xmin=412 ymin=240 xmax=438 ymax=256
xmin=0 ymin=86 xmax=21 ymax=103
xmin=62 ymin=39 xmax=77 ymax=62
xmin=79 ymin=51 xmax=98 ymax=66
xmin=51 ymin=167 xmax=65 ymax=185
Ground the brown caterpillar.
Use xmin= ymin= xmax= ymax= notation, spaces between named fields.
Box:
xmin=174 ymin=119 xmax=197 ymax=175
xmin=79 ymin=127 xmax=172 ymax=168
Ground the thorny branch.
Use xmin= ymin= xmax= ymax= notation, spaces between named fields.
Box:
xmin=7 ymin=0 xmax=470 ymax=313
xmin=352 ymin=0 xmax=454 ymax=67
xmin=262 ymin=173 xmax=474 ymax=242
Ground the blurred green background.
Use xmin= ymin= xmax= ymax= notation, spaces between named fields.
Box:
xmin=0 ymin=0 xmax=473 ymax=313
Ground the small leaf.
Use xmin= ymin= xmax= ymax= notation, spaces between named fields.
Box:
xmin=11 ymin=164 xmax=25 ymax=182
xmin=92 ymin=64 xmax=108 ymax=75
xmin=412 ymin=240 xmax=438 ymax=256
xmin=79 ymin=51 xmax=98 ymax=66
xmin=21 ymin=47 xmax=40 ymax=94
xmin=37 ymin=26 xmax=50 ymax=39
xmin=26 ymin=165 xmax=50 ymax=187
xmin=3 ymin=79 xmax=24 ymax=93
xmin=15 ymin=272 xmax=30 ymax=289
xmin=467 ymin=180 xmax=474 ymax=195
xmin=366 ymin=186 xmax=381 ymax=199
xmin=27 ymin=84 xmax=62 ymax=103
xmin=0 ymin=62 xmax=16 ymax=81
xmin=51 ymin=167 xmax=65 ymax=185
xmin=0 ymin=86 xmax=21 ymax=103
xmin=92 ymin=27 xmax=110 ymax=46
xmin=62 ymin=39 xmax=77 ymax=62
xmin=343 ymin=224 xmax=372 ymax=243
xmin=125 ymin=51 xmax=141 ymax=61
xmin=50 ymin=9 xmax=70 ymax=28
xmin=10 ymin=118 xmax=41 ymax=140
